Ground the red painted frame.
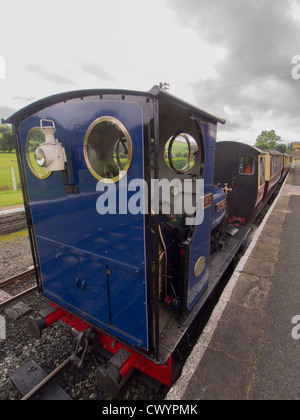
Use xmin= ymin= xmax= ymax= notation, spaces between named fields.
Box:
xmin=46 ymin=304 xmax=173 ymax=387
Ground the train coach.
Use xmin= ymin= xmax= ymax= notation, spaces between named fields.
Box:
xmin=3 ymin=86 xmax=251 ymax=398
xmin=283 ymin=153 xmax=293 ymax=178
xmin=214 ymin=141 xmax=292 ymax=226
xmin=214 ymin=142 xmax=267 ymax=226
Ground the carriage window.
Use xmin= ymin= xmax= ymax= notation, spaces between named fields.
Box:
xmin=84 ymin=116 xmax=133 ymax=183
xmin=164 ymin=133 xmax=198 ymax=173
xmin=239 ymin=154 xmax=255 ymax=175
xmin=26 ymin=128 xmax=52 ymax=179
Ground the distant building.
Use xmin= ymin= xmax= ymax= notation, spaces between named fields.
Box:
xmin=291 ymin=143 xmax=300 ymax=158
xmin=292 ymin=143 xmax=300 ymax=151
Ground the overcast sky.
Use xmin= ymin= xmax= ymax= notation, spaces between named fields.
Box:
xmin=0 ymin=0 xmax=299 ymax=144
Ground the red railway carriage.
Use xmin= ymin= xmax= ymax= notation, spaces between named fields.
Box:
xmin=214 ymin=141 xmax=291 ymax=226
xmin=262 ymin=149 xmax=284 ymax=202
xmin=282 ymin=153 xmax=293 ymax=179
xmin=214 ymin=141 xmax=268 ymax=225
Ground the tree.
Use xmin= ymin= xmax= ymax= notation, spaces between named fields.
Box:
xmin=0 ymin=124 xmax=15 ymax=152
xmin=275 ymin=144 xmax=287 ymax=154
xmin=255 ymin=130 xmax=281 ymax=150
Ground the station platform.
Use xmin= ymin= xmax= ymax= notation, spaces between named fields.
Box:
xmin=167 ymin=162 xmax=300 ymax=400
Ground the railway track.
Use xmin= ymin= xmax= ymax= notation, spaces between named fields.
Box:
xmin=0 ymin=267 xmax=37 ymax=311
xmin=17 ymin=348 xmax=83 ymax=400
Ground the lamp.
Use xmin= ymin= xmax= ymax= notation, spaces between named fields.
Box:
xmin=34 ymin=119 xmax=67 ymax=171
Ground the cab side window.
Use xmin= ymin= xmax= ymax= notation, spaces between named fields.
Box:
xmin=239 ymin=154 xmax=255 ymax=175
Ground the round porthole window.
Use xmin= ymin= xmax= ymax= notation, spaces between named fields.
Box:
xmin=26 ymin=128 xmax=52 ymax=179
xmin=84 ymin=116 xmax=133 ymax=183
xmin=164 ymin=133 xmax=198 ymax=173
xmin=194 ymin=256 xmax=206 ymax=277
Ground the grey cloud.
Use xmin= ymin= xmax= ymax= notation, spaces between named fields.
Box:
xmin=80 ymin=63 xmax=115 ymax=83
xmin=13 ymin=95 xmax=36 ymax=102
xmin=0 ymin=105 xmax=17 ymax=121
xmin=168 ymin=0 xmax=300 ymax=138
xmin=28 ymin=64 xmax=76 ymax=86
xmin=169 ymin=0 xmax=298 ymax=69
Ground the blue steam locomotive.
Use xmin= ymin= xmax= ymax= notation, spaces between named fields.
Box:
xmin=4 ymin=86 xmax=250 ymax=397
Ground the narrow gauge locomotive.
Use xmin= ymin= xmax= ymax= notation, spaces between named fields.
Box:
xmin=214 ymin=142 xmax=292 ymax=226
xmin=4 ymin=86 xmax=251 ymax=398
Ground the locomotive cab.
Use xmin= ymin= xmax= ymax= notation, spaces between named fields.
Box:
xmin=5 ymin=86 xmax=250 ymax=393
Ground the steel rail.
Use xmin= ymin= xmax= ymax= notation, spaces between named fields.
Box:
xmin=21 ymin=355 xmax=73 ymax=400
xmin=0 ymin=285 xmax=38 ymax=310
xmin=0 ymin=267 xmax=35 ymax=288
xmin=21 ymin=346 xmax=84 ymax=401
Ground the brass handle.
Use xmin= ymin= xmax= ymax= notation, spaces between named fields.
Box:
xmin=222 ymin=183 xmax=233 ymax=196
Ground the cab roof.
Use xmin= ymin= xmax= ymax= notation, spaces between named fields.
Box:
xmin=2 ymin=85 xmax=226 ymax=126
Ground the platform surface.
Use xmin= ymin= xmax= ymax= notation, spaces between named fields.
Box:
xmin=167 ymin=162 xmax=300 ymax=400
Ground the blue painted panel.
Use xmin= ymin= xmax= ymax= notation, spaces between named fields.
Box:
xmin=188 ymin=122 xmax=217 ymax=309
xmin=19 ymin=99 xmax=148 ymax=350
xmin=212 ymin=187 xmax=226 ymax=230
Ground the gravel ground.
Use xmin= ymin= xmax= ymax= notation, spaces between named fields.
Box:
xmin=0 ymin=231 xmax=164 ymax=400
